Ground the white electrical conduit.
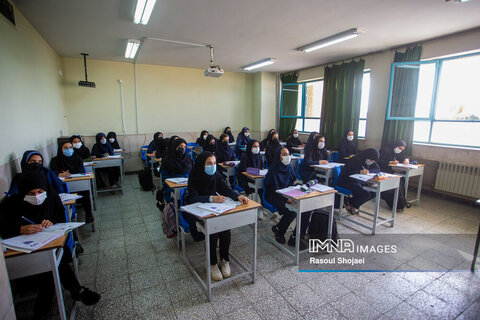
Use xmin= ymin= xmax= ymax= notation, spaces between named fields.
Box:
xmin=134 ymin=63 xmax=140 ymax=134
xmin=118 ymin=80 xmax=126 ymax=133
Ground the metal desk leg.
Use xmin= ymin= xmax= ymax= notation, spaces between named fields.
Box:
xmin=205 ymin=222 xmax=212 ymax=302
xmin=328 ymin=205 xmax=334 ymax=238
xmin=391 ymin=186 xmax=399 ymax=227
xmin=471 ymin=224 xmax=480 ymax=272
xmin=252 ymin=212 xmax=257 ymax=283
xmin=416 ymin=173 xmax=423 ymax=206
xmin=404 ymin=170 xmax=410 ymax=200
xmin=120 ymin=161 xmax=124 ymax=193
xmin=295 ymin=208 xmax=302 ymax=266
xmin=89 ymin=185 xmax=95 ymax=232
xmin=174 ymin=188 xmax=181 ymax=249
xmin=50 ymin=250 xmax=67 ymax=320
xmin=372 ymin=189 xmax=381 ymax=235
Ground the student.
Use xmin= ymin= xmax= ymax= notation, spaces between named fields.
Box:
xmin=147 ymin=132 xmax=163 ymax=153
xmin=306 ymin=131 xmax=319 ymax=146
xmin=265 ymin=132 xmax=282 ymax=165
xmin=299 ymin=134 xmax=329 ymax=183
xmin=186 ymin=152 xmax=249 ymax=281
xmin=215 ymin=133 xmax=236 ymax=163
xmin=337 ymin=148 xmax=381 ymax=214
xmin=91 ymin=132 xmax=114 ymax=158
xmin=286 ymin=129 xmax=304 ymax=153
xmin=0 ymin=172 xmax=100 ymax=318
xmin=378 ymin=140 xmax=410 ymax=210
xmin=8 ymin=150 xmax=66 ymax=196
xmin=107 ymin=132 xmax=121 ymax=150
xmin=91 ymin=133 xmax=118 ymax=187
xmin=224 ymin=127 xmax=235 ymax=143
xmin=70 ymin=135 xmax=91 ymax=160
xmin=260 ymin=128 xmax=276 ymax=151
xmin=195 ymin=130 xmax=209 ymax=147
xmin=237 ymin=140 xmax=264 ymax=195
xmin=203 ymin=134 xmax=217 ymax=153
xmin=50 ymin=141 xmax=94 ymax=223
xmin=265 ymin=147 xmax=310 ymax=250
xmin=235 ymin=127 xmax=250 ymax=157
xmin=338 ymin=129 xmax=357 ymax=163
xmin=155 ymin=137 xmax=170 ymax=159
xmin=160 ymin=138 xmax=192 ymax=204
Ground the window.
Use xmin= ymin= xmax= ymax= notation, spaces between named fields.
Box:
xmin=387 ymin=52 xmax=480 ymax=148
xmin=280 ymin=79 xmax=323 ymax=133
xmin=358 ymin=71 xmax=371 ymax=138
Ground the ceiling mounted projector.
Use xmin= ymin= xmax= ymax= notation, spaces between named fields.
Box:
xmin=204 ymin=46 xmax=224 ymax=77
xmin=78 ymin=53 xmax=96 ymax=88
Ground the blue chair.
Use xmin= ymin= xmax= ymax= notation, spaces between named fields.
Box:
xmin=296 ymin=158 xmax=303 ymax=181
xmin=262 ymin=179 xmax=279 ymax=239
xmin=333 ymin=166 xmax=352 ymax=220
xmin=186 ymin=143 xmax=196 ymax=159
xmin=179 ymin=188 xmax=190 ymax=233
xmin=141 ymin=145 xmax=149 ymax=161
xmin=330 ymin=151 xmax=339 ymax=163
xmin=232 ymin=166 xmax=244 ymax=193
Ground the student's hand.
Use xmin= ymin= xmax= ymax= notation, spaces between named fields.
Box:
xmin=212 ymin=195 xmax=226 ymax=203
xmin=20 ymin=224 xmax=43 ymax=235
xmin=389 ymin=160 xmax=399 ymax=165
xmin=238 ymin=195 xmax=249 ymax=204
xmin=403 ymin=159 xmax=410 ymax=164
xmin=360 ymin=169 xmax=369 ymax=175
xmin=319 ymin=160 xmax=329 ymax=165
xmin=40 ymin=220 xmax=53 ymax=228
xmin=59 ymin=171 xmax=71 ymax=178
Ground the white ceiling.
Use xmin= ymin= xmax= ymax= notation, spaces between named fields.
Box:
xmin=13 ymin=0 xmax=480 ymax=73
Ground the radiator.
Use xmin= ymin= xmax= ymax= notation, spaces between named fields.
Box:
xmin=434 ymin=162 xmax=480 ymax=199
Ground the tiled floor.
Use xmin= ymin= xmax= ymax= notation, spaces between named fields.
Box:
xmin=49 ymin=175 xmax=480 ymax=319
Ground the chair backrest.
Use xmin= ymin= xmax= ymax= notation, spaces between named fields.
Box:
xmin=330 ymin=151 xmax=339 ymax=163
xmin=232 ymin=166 xmax=244 ymax=193
xmin=141 ymin=145 xmax=148 ymax=161
xmin=296 ymin=158 xmax=303 ymax=180
xmin=333 ymin=166 xmax=342 ymax=188
xmin=262 ymin=178 xmax=277 ymax=213
xmin=179 ymin=188 xmax=190 ymax=233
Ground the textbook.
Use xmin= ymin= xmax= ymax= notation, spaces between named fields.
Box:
xmin=59 ymin=193 xmax=83 ymax=203
xmin=165 ymin=177 xmax=188 ymax=184
xmin=312 ymin=162 xmax=345 ymax=169
xmin=59 ymin=173 xmax=92 ymax=181
xmin=276 ymin=186 xmax=307 ymax=198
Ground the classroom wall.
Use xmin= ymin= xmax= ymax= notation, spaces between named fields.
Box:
xmin=252 ymin=72 xmax=277 ymax=139
xmin=0 ymin=4 xmax=67 ymax=196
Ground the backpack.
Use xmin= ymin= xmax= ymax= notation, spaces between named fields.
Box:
xmin=138 ymin=167 xmax=154 ymax=191
xmin=308 ymin=209 xmax=339 ymax=242
xmin=162 ymin=200 xmax=177 ymax=238
xmin=381 ymin=179 xmax=407 ymax=210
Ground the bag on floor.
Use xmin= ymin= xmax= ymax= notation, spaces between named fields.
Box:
xmin=308 ymin=209 xmax=338 ymax=242
xmin=381 ymin=180 xmax=407 ymax=210
xmin=162 ymin=200 xmax=177 ymax=238
xmin=138 ymin=166 xmax=154 ymax=191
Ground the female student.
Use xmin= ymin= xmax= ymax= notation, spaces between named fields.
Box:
xmin=235 ymin=127 xmax=250 ymax=157
xmin=0 ymin=172 xmax=100 ymax=318
xmin=203 ymin=134 xmax=217 ymax=153
xmin=107 ymin=131 xmax=121 ymax=150
xmin=260 ymin=128 xmax=276 ymax=151
xmin=265 ymin=147 xmax=310 ymax=250
xmin=71 ymin=135 xmax=91 ymax=160
xmin=50 ymin=141 xmax=94 ymax=223
xmin=195 ymin=130 xmax=209 ymax=147
xmin=160 ymin=138 xmax=192 ymax=204
xmin=186 ymin=152 xmax=249 ymax=281
xmin=286 ymin=129 xmax=304 ymax=153
xmin=224 ymin=127 xmax=235 ymax=143
xmin=338 ymin=129 xmax=357 ymax=163
xmin=299 ymin=134 xmax=329 ymax=183
xmin=337 ymin=148 xmax=381 ymax=214
xmin=265 ymin=132 xmax=282 ymax=165
xmin=154 ymin=136 xmax=169 ymax=159
xmin=147 ymin=132 xmax=163 ymax=153
xmin=91 ymin=132 xmax=118 ymax=187
xmin=8 ymin=150 xmax=66 ymax=196
xmin=237 ymin=140 xmax=264 ymax=195
xmin=216 ymin=133 xmax=236 ymax=163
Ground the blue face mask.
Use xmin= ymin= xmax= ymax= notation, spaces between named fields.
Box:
xmin=205 ymin=165 xmax=216 ymax=176
xmin=63 ymin=148 xmax=74 ymax=157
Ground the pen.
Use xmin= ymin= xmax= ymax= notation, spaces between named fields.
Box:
xmin=22 ymin=216 xmax=37 ymax=225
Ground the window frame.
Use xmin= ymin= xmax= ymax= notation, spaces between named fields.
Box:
xmin=358 ymin=70 xmax=371 ymax=138
xmin=386 ymin=51 xmax=480 ymax=148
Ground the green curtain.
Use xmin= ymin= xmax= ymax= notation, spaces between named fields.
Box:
xmin=381 ymin=45 xmax=422 ymax=155
xmin=279 ymin=72 xmax=298 ymax=140
xmin=320 ymin=60 xmax=365 ymax=150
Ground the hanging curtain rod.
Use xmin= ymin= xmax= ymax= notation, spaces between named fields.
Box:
xmin=144 ymin=37 xmax=210 ymax=48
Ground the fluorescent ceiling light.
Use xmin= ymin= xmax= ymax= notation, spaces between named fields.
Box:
xmin=297 ymin=28 xmax=359 ymax=53
xmin=125 ymin=39 xmax=140 ymax=59
xmin=243 ymin=58 xmax=276 ymax=71
xmin=134 ymin=0 xmax=156 ymax=25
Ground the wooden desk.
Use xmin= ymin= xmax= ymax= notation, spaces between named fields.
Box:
xmin=390 ymin=164 xmax=425 ymax=206
xmin=270 ymin=189 xmax=336 ymax=265
xmin=180 ymin=200 xmax=262 ymax=301
xmin=310 ymin=163 xmax=344 ymax=185
xmin=5 ymin=235 xmax=70 ymax=320
xmin=241 ymin=172 xmax=265 ymax=203
xmin=165 ymin=180 xmax=188 ymax=249
xmin=93 ymin=156 xmax=124 ymax=193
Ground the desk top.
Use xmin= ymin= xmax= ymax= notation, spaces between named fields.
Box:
xmin=93 ymin=156 xmax=123 ymax=161
xmin=201 ymin=200 xmax=262 ymax=219
xmin=389 ymin=163 xmax=425 ymax=169
xmin=4 ymin=234 xmax=67 ymax=258
xmin=165 ymin=180 xmax=188 ymax=188
xmin=62 ymin=199 xmax=77 ymax=206
xmin=141 ymin=147 xmax=148 ymax=151
xmin=64 ymin=174 xmax=95 ymax=182
xmin=219 ymin=163 xmax=238 ymax=169
xmin=83 ymin=162 xmax=95 ymax=167
xmin=281 ymin=189 xmax=336 ymax=201
xmin=113 ymin=149 xmax=124 ymax=153
xmin=242 ymin=172 xmax=265 ymax=179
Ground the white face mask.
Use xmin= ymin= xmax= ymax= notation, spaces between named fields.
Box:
xmin=244 ymin=132 xmax=250 ymax=137
xmin=100 ymin=138 xmax=107 ymax=144
xmin=293 ymin=134 xmax=298 ymax=138
xmin=24 ymin=192 xmax=47 ymax=206
xmin=281 ymin=155 xmax=291 ymax=166
xmin=203 ymin=134 xmax=208 ymax=140
xmin=365 ymin=159 xmax=374 ymax=166
xmin=347 ymin=135 xmax=354 ymax=142
xmin=73 ymin=142 xmax=82 ymax=149
xmin=394 ymin=147 xmax=402 ymax=154
xmin=109 ymin=138 xmax=115 ymax=143
xmin=252 ymin=147 xmax=260 ymax=155
xmin=317 ymin=142 xmax=325 ymax=150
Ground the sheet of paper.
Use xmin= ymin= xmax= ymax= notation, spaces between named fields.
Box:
xmin=113 ymin=149 xmax=123 ymax=152
xmin=350 ymin=174 xmax=375 ymax=182
xmin=276 ymin=186 xmax=306 ymax=197
xmin=165 ymin=177 xmax=189 ymax=184
xmin=310 ymin=184 xmax=334 ymax=192
xmin=1 ymin=232 xmax=63 ymax=253
xmin=106 ymin=154 xmax=122 ymax=159
xmin=59 ymin=193 xmax=83 ymax=202
xmin=180 ymin=204 xmax=215 ymax=218
xmin=224 ymin=161 xmax=241 ymax=166
xmin=312 ymin=162 xmax=344 ymax=169
xmin=396 ymin=163 xmax=418 ymax=169
xmin=83 ymin=161 xmax=94 ymax=166
xmin=259 ymin=169 xmax=268 ymax=176
xmin=197 ymin=203 xmax=236 ymax=215
xmin=44 ymin=222 xmax=85 ymax=234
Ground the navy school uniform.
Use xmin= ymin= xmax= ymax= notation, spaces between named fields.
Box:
xmin=235 ymin=127 xmax=250 ymax=157
xmin=91 ymin=132 xmax=118 ymax=187
xmin=107 ymin=132 xmax=121 ymax=150
xmin=338 ymin=129 xmax=357 ymax=163
xmin=299 ymin=135 xmax=329 ymax=183
xmin=237 ymin=139 xmax=264 ymax=195
xmin=70 ymin=135 xmax=91 ymax=160
xmin=160 ymin=138 xmax=192 ymax=203
xmin=147 ymin=132 xmax=162 ymax=153
xmin=286 ymin=131 xmax=303 ymax=153
xmin=195 ymin=130 xmax=209 ymax=147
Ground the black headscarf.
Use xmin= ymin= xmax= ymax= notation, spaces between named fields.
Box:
xmin=338 ymin=148 xmax=380 ymax=186
xmin=107 ymin=132 xmax=121 ymax=149
xmin=236 ymin=127 xmax=250 ymax=147
xmin=239 ymin=139 xmax=262 ymax=172
xmin=379 ymin=140 xmax=407 ymax=171
xmin=216 ymin=134 xmax=235 ymax=163
xmin=196 ymin=130 xmax=209 ymax=147
xmin=20 ymin=150 xmax=44 ymax=172
xmin=91 ymin=132 xmax=114 ymax=157
xmin=167 ymin=135 xmax=179 ymax=151
xmin=70 ymin=135 xmax=91 ymax=160
xmin=264 ymin=147 xmax=296 ymax=190
xmin=161 ymin=138 xmax=192 ymax=175
xmin=260 ymin=129 xmax=276 ymax=150
xmin=18 ymin=170 xmax=48 ymax=197
xmin=304 ymin=135 xmax=328 ymax=162
xmin=265 ymin=132 xmax=282 ymax=164
xmin=224 ymin=127 xmax=235 ymax=143
xmin=50 ymin=141 xmax=85 ymax=174
xmin=286 ymin=129 xmax=302 ymax=151
xmin=203 ymin=134 xmax=217 ymax=153
xmin=338 ymin=129 xmax=356 ymax=161
xmin=306 ymin=131 xmax=318 ymax=146
xmin=188 ymin=151 xmax=218 ymax=194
